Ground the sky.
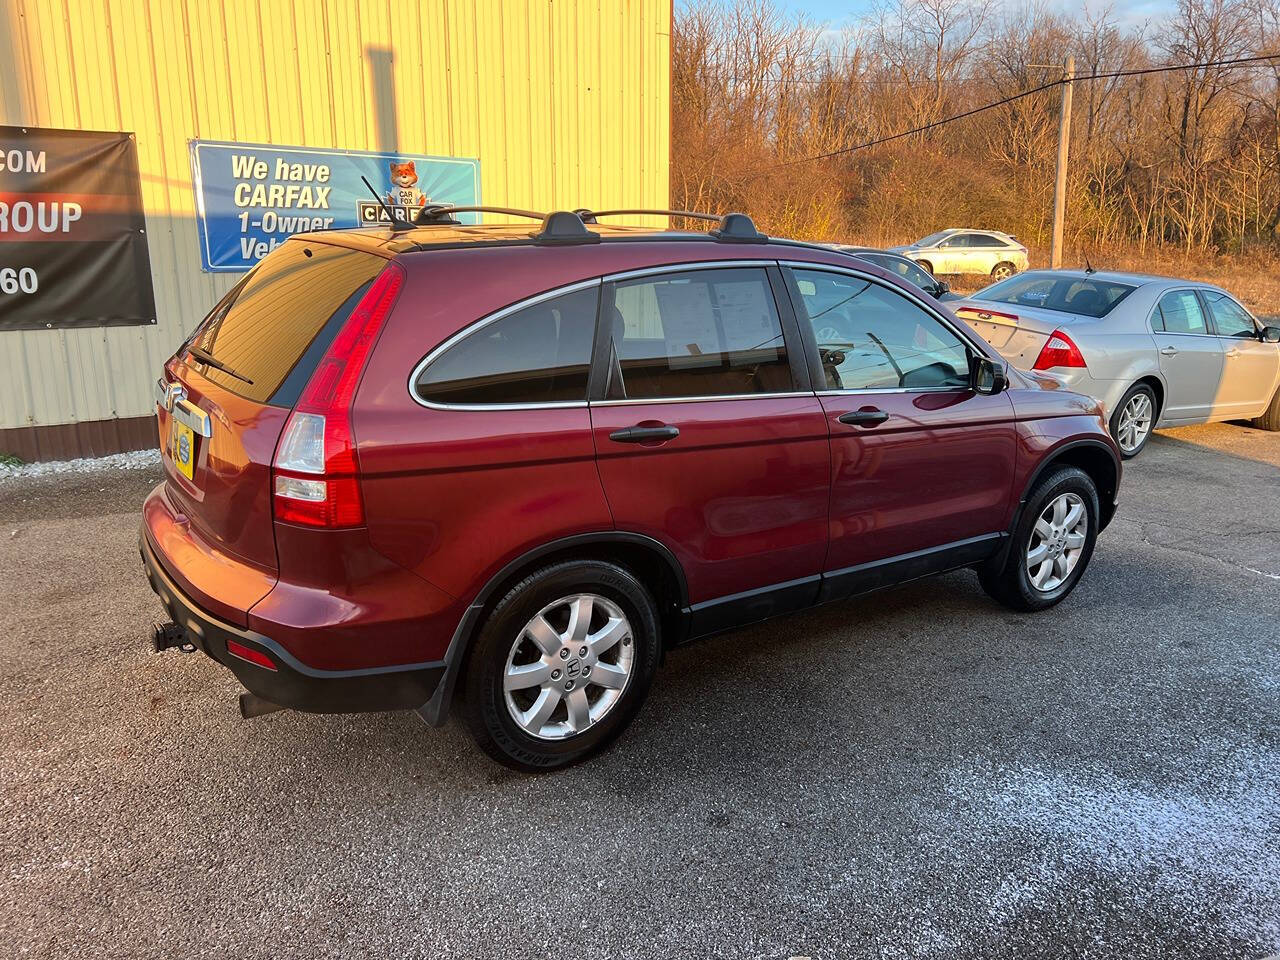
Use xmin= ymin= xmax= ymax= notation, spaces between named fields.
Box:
xmin=682 ymin=0 xmax=1178 ymax=31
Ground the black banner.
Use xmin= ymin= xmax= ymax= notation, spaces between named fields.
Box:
xmin=0 ymin=126 xmax=156 ymax=331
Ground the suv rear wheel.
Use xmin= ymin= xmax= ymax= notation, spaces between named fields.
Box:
xmin=978 ymin=466 xmax=1099 ymax=612
xmin=991 ymin=261 xmax=1016 ymax=281
xmin=461 ymin=559 xmax=660 ymax=771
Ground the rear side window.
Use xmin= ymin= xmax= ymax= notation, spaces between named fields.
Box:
xmin=1155 ymin=290 xmax=1208 ymax=334
xmin=414 ymin=286 xmax=599 ymax=405
xmin=1202 ymin=290 xmax=1255 ymax=337
xmin=185 ymin=240 xmax=386 ymax=405
xmin=606 ymin=268 xmax=795 ymax=400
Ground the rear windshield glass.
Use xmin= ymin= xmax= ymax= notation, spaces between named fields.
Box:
xmin=184 ymin=240 xmax=386 ymax=405
xmin=974 ymin=273 xmax=1136 ymax=318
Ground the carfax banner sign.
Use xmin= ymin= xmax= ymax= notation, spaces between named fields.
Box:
xmin=0 ymin=125 xmax=156 ymax=331
xmin=189 ymin=140 xmax=481 ymax=272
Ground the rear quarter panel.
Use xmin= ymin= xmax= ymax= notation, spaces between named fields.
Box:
xmin=352 ymin=259 xmax=615 ymax=608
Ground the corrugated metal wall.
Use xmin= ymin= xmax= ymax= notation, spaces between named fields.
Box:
xmin=0 ymin=0 xmax=670 ymax=440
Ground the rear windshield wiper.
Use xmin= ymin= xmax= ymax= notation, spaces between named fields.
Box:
xmin=185 ymin=345 xmax=254 ymax=385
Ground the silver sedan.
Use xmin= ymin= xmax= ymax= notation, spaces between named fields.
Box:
xmin=950 ymin=270 xmax=1280 ymax=457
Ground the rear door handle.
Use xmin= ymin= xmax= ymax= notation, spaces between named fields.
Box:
xmin=838 ymin=408 xmax=889 ymax=427
xmin=1226 ymin=348 xmax=1241 ymax=358
xmin=1160 ymin=346 xmax=1179 ymax=356
xmin=609 ymin=425 xmax=680 ymax=444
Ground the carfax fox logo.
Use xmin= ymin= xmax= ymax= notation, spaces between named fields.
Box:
xmin=357 ymin=160 xmax=434 ymax=225
xmin=385 ymin=160 xmax=428 ymax=210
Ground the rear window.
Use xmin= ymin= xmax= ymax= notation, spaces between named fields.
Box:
xmin=975 ymin=273 xmax=1136 ymax=318
xmin=183 ymin=240 xmax=387 ymax=405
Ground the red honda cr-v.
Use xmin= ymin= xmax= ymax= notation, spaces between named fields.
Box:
xmin=141 ymin=209 xmax=1120 ymax=770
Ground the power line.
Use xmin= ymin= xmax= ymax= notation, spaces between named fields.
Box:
xmin=774 ymin=53 xmax=1280 ymax=167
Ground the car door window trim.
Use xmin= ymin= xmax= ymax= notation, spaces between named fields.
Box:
xmin=407 ymin=277 xmax=602 ymax=411
xmin=777 ymin=260 xmax=988 ymax=392
xmin=1148 ymin=287 xmax=1217 ymax=339
xmin=1199 ymin=288 xmax=1260 ymax=338
xmin=596 ymin=263 xmax=808 ymax=403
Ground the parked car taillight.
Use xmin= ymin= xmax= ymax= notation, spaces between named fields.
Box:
xmin=272 ymin=262 xmax=404 ymax=527
xmin=1033 ymin=329 xmax=1087 ymax=371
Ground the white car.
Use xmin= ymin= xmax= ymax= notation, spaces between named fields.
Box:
xmin=951 ymin=269 xmax=1280 ymax=457
xmin=890 ymin=229 xmax=1029 ymax=281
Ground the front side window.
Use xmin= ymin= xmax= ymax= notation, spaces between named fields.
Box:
xmin=414 ymin=286 xmax=599 ymax=405
xmin=1202 ymin=290 xmax=1256 ymax=338
xmin=1155 ymin=290 xmax=1208 ymax=335
xmin=606 ymin=268 xmax=794 ymax=400
xmin=791 ymin=269 xmax=971 ymax=391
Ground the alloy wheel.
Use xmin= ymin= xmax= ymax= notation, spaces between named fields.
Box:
xmin=1116 ymin=392 xmax=1153 ymax=454
xmin=503 ymin=593 xmax=634 ymax=741
xmin=992 ymin=263 xmax=1014 ymax=281
xmin=1026 ymin=492 xmax=1088 ymax=592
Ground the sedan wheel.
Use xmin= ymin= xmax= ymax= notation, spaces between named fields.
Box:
xmin=503 ymin=593 xmax=634 ymax=741
xmin=1025 ymin=492 xmax=1088 ymax=592
xmin=1113 ymin=387 xmax=1155 ymax=457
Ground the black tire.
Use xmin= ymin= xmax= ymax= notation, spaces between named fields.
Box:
xmin=917 ymin=259 xmax=934 ymax=275
xmin=1252 ymin=384 xmax=1280 ymax=431
xmin=1109 ymin=382 xmax=1158 ymax=459
xmin=461 ymin=559 xmax=660 ymax=772
xmin=991 ymin=261 xmax=1015 ymax=281
xmin=978 ymin=466 xmax=1100 ymax=612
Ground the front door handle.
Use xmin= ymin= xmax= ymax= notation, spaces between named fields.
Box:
xmin=1160 ymin=346 xmax=1179 ymax=356
xmin=1226 ymin=347 xmax=1241 ymax=358
xmin=609 ymin=425 xmax=680 ymax=444
xmin=838 ymin=408 xmax=889 ymax=427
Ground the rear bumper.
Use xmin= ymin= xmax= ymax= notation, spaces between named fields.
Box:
xmin=140 ymin=532 xmax=445 ymax=713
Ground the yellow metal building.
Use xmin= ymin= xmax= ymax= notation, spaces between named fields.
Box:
xmin=0 ymin=0 xmax=671 ymax=460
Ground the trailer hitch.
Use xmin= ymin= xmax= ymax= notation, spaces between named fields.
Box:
xmin=151 ymin=621 xmax=195 ymax=653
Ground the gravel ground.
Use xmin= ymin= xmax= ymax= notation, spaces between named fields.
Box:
xmin=1 ymin=423 xmax=1278 ymax=959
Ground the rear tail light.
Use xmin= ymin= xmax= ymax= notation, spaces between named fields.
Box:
xmin=1033 ymin=329 xmax=1087 ymax=370
xmin=272 ymin=263 xmax=405 ymax=527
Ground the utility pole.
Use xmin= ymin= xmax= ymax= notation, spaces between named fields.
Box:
xmin=1051 ymin=56 xmax=1075 ymax=269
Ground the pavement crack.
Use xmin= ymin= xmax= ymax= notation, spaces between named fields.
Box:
xmin=1109 ymin=516 xmax=1280 ymax=581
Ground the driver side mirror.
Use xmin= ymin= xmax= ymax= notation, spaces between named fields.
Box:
xmin=970 ymin=355 xmax=1007 ymax=395
xmin=933 ymin=279 xmax=950 ymax=297
xmin=1262 ymin=325 xmax=1280 ymax=343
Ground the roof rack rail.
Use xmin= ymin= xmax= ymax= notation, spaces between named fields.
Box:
xmin=574 ymin=208 xmax=766 ymax=243
xmin=573 ymin=208 xmax=720 ymax=224
xmin=532 ymin=210 xmax=601 ymax=246
xmin=415 ymin=204 xmax=547 ymax=225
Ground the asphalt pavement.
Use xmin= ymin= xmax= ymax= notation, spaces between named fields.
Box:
xmin=1 ymin=422 xmax=1278 ymax=959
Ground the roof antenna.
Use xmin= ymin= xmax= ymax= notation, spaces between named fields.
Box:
xmin=1083 ymin=252 xmax=1095 ymax=274
xmin=360 ymin=176 xmax=412 ymax=233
